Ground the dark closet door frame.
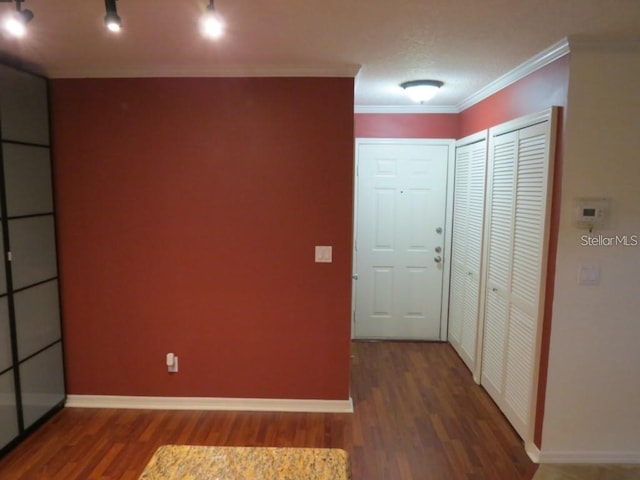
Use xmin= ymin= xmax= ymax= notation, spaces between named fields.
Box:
xmin=0 ymin=62 xmax=66 ymax=458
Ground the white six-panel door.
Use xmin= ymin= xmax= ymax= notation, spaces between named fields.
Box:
xmin=354 ymin=140 xmax=452 ymax=340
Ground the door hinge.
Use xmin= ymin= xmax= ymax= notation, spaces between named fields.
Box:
xmin=6 ymin=251 xmax=11 ymax=262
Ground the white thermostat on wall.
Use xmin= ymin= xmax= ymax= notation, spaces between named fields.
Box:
xmin=574 ymin=197 xmax=609 ymax=230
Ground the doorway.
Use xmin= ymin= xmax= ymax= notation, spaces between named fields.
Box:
xmin=352 ymin=139 xmax=454 ymax=340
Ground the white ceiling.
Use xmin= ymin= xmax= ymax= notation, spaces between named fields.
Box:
xmin=1 ymin=0 xmax=639 ymax=110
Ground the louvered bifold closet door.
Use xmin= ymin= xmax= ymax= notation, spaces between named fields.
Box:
xmin=480 ymin=109 xmax=556 ymax=442
xmin=481 ymin=132 xmax=517 ymax=400
xmin=448 ymin=145 xmax=470 ymax=349
xmin=503 ymin=122 xmax=551 ymax=437
xmin=461 ymin=141 xmax=487 ymax=369
xmin=448 ymin=135 xmax=487 ymax=373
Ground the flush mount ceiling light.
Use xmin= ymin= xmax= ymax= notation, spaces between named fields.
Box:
xmin=1 ymin=0 xmax=34 ymax=38
xmin=104 ymin=0 xmax=122 ymax=32
xmin=201 ymin=0 xmax=224 ymax=39
xmin=400 ymin=80 xmax=444 ymax=103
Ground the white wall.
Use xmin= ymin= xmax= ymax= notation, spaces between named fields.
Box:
xmin=541 ymin=41 xmax=640 ymax=462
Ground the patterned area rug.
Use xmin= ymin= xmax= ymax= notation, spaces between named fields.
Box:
xmin=533 ymin=464 xmax=640 ymax=480
xmin=138 ymin=445 xmax=351 ymax=479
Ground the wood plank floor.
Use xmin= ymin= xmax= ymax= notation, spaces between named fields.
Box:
xmin=0 ymin=342 xmax=538 ymax=479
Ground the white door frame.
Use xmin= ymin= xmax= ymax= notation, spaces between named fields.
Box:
xmin=352 ymin=138 xmax=456 ymax=341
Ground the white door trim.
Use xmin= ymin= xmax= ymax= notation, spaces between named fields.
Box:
xmin=352 ymin=138 xmax=456 ymax=341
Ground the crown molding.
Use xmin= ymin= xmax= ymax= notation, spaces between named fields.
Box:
xmin=354 ymin=104 xmax=459 ymax=114
xmin=354 ymin=38 xmax=572 ymax=114
xmin=47 ymin=63 xmax=361 ymax=79
xmin=456 ymin=38 xmax=570 ymax=112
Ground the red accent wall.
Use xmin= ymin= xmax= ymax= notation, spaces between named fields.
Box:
xmin=459 ymin=55 xmax=570 ymax=447
xmin=459 ymin=55 xmax=570 ymax=138
xmin=51 ymin=77 xmax=354 ymax=400
xmin=354 ymin=113 xmax=459 ymax=138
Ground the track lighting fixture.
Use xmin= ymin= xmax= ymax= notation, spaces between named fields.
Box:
xmin=104 ymin=0 xmax=122 ymax=33
xmin=1 ymin=0 xmax=34 ymax=38
xmin=201 ymin=0 xmax=224 ymax=39
xmin=2 ymin=0 xmax=230 ymax=40
xmin=400 ymin=80 xmax=444 ymax=103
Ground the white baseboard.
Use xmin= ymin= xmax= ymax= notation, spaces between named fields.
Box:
xmin=519 ymin=441 xmax=640 ymax=465
xmin=526 ymin=442 xmax=541 ymax=463
xmin=538 ymin=450 xmax=640 ymax=464
xmin=65 ymin=395 xmax=354 ymax=413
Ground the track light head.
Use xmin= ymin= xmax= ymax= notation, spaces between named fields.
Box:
xmin=104 ymin=0 xmax=122 ymax=32
xmin=2 ymin=0 xmax=34 ymax=38
xmin=104 ymin=12 xmax=121 ymax=32
xmin=20 ymin=7 xmax=32 ymax=21
xmin=201 ymin=0 xmax=224 ymax=39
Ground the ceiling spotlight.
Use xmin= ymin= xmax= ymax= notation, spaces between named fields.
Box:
xmin=104 ymin=0 xmax=122 ymax=32
xmin=2 ymin=0 xmax=34 ymax=38
xmin=201 ymin=0 xmax=224 ymax=39
xmin=400 ymin=80 xmax=444 ymax=103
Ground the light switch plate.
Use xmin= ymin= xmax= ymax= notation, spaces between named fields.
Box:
xmin=578 ymin=263 xmax=600 ymax=285
xmin=315 ymin=246 xmax=332 ymax=263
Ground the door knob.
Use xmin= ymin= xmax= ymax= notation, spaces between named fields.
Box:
xmin=435 ymin=246 xmax=442 ymax=253
xmin=436 ymin=227 xmax=443 ymax=234
xmin=434 ymin=255 xmax=442 ymax=263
